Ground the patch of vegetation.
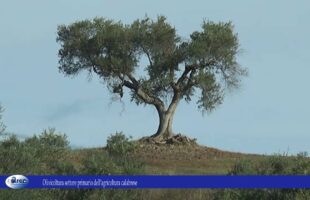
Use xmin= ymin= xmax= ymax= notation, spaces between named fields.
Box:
xmin=0 ymin=128 xmax=70 ymax=175
xmin=0 ymin=131 xmax=144 ymax=200
xmin=215 ymin=153 xmax=310 ymax=200
xmin=1 ymin=125 xmax=309 ymax=199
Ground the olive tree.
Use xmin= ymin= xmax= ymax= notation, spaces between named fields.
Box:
xmin=56 ymin=16 xmax=247 ymax=140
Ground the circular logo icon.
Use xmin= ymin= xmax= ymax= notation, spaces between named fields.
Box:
xmin=5 ymin=175 xmax=29 ymax=189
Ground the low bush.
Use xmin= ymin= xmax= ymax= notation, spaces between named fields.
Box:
xmin=215 ymin=153 xmax=310 ymax=200
xmin=106 ymin=132 xmax=135 ymax=156
xmin=0 ymin=130 xmax=144 ymax=199
xmin=0 ymin=128 xmax=72 ymax=175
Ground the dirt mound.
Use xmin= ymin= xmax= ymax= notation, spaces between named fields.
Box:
xmin=134 ymin=135 xmax=259 ymax=163
xmin=139 ymin=134 xmax=197 ymax=146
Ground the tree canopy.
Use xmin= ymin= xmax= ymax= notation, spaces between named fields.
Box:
xmin=57 ymin=16 xmax=247 ymax=139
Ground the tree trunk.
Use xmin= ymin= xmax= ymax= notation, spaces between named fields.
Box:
xmin=152 ymin=99 xmax=178 ymax=139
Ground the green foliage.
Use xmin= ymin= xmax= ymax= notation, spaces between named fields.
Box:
xmin=26 ymin=128 xmax=69 ymax=148
xmin=0 ymin=128 xmax=72 ymax=175
xmin=215 ymin=153 xmax=310 ymax=200
xmin=106 ymin=132 xmax=135 ymax=156
xmin=54 ymin=132 xmax=144 ymax=199
xmin=229 ymin=153 xmax=310 ymax=175
xmin=105 ymin=132 xmax=144 ymax=175
xmin=0 ymin=131 xmax=144 ymax=199
xmin=0 ymin=135 xmax=35 ymax=174
xmin=80 ymin=150 xmax=119 ymax=174
xmin=0 ymin=129 xmax=75 ymax=199
xmin=57 ymin=16 xmax=247 ymax=113
xmin=57 ymin=18 xmax=137 ymax=78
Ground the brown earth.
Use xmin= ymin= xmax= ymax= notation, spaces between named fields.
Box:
xmin=133 ymin=134 xmax=262 ymax=174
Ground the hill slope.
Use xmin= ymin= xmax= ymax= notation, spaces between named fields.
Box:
xmin=72 ymin=141 xmax=262 ymax=175
xmin=132 ymin=141 xmax=262 ymax=174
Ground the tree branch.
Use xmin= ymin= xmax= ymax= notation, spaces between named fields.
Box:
xmin=89 ymin=52 xmax=165 ymax=111
xmin=176 ymin=64 xmax=196 ymax=86
xmin=183 ymin=69 xmax=197 ymax=91
xmin=141 ymin=46 xmax=153 ymax=68
xmin=123 ymin=73 xmax=165 ymax=111
xmin=126 ymin=73 xmax=139 ymax=86
xmin=175 ymin=60 xmax=216 ymax=92
xmin=167 ymin=87 xmax=181 ymax=114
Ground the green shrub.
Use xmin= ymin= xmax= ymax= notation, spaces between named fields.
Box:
xmin=216 ymin=153 xmax=310 ymax=200
xmin=105 ymin=132 xmax=144 ymax=175
xmin=0 ymin=128 xmax=73 ymax=175
xmin=228 ymin=159 xmax=257 ymax=175
xmin=0 ymin=130 xmax=145 ymax=199
xmin=229 ymin=153 xmax=310 ymax=176
xmin=81 ymin=150 xmax=119 ymax=175
xmin=0 ymin=135 xmax=40 ymax=174
xmin=106 ymin=132 xmax=135 ymax=157
xmin=54 ymin=132 xmax=144 ymax=200
xmin=0 ymin=129 xmax=76 ymax=199
xmin=25 ymin=128 xmax=69 ymax=148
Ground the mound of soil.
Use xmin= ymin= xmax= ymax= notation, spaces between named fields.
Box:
xmin=135 ymin=134 xmax=256 ymax=162
xmin=139 ymin=134 xmax=197 ymax=146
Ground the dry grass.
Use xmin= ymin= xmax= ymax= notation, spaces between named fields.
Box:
xmin=71 ymin=142 xmax=264 ymax=175
xmin=132 ymin=143 xmax=262 ymax=174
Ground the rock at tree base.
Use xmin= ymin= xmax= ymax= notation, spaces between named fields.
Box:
xmin=139 ymin=134 xmax=197 ymax=146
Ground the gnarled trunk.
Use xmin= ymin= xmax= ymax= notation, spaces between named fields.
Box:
xmin=152 ymin=110 xmax=174 ymax=139
xmin=152 ymin=98 xmax=179 ymax=139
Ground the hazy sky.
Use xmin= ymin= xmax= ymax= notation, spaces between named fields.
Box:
xmin=1 ymin=0 xmax=309 ymax=154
